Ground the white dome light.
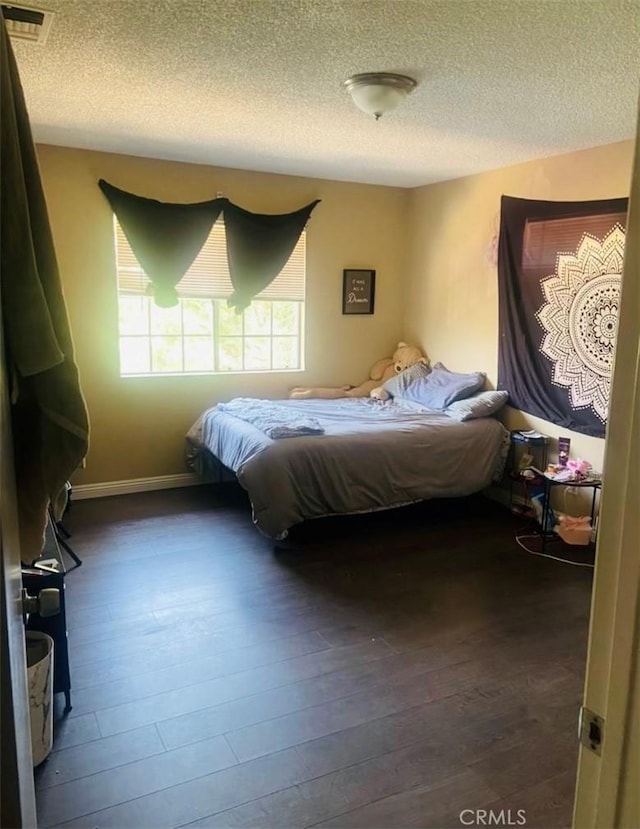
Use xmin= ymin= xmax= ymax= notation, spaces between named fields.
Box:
xmin=343 ymin=73 xmax=417 ymax=120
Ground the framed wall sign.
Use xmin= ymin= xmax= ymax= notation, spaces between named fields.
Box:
xmin=342 ymin=269 xmax=376 ymax=315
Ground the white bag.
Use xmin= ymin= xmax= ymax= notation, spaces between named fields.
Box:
xmin=26 ymin=631 xmax=54 ymax=766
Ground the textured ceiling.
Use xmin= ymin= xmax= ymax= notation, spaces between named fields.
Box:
xmin=9 ymin=0 xmax=640 ymax=187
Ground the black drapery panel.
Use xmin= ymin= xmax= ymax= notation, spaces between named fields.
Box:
xmin=99 ymin=180 xmax=224 ymax=307
xmin=498 ymin=195 xmax=627 ymax=438
xmin=223 ymin=200 xmax=320 ymax=311
xmin=99 ymin=180 xmax=320 ymax=310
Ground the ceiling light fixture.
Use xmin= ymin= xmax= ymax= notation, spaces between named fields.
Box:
xmin=343 ymin=72 xmax=417 ymax=120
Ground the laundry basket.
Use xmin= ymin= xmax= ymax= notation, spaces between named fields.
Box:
xmin=26 ymin=631 xmax=54 ymax=766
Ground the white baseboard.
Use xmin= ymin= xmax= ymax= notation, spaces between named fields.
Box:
xmin=73 ymin=475 xmax=521 ymax=505
xmin=72 ymin=473 xmax=202 ymax=500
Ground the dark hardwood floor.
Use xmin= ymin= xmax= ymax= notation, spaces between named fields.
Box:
xmin=34 ymin=485 xmax=593 ymax=828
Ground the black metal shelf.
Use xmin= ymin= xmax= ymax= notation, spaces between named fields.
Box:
xmin=22 ymin=516 xmax=73 ymax=713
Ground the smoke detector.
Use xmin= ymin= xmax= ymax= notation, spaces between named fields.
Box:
xmin=1 ymin=3 xmax=54 ymax=44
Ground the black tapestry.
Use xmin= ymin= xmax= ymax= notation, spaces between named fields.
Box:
xmin=498 ymin=195 xmax=627 ymax=438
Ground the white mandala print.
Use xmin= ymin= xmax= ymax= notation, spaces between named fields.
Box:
xmin=536 ymin=225 xmax=625 ymax=423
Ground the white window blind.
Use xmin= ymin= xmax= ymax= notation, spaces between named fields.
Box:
xmin=115 ymin=218 xmax=306 ymax=301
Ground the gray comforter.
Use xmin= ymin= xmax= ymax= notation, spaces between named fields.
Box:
xmin=186 ymin=397 xmax=509 ymax=538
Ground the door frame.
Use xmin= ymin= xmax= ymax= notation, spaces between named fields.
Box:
xmin=0 ymin=314 xmax=37 ymax=827
xmin=573 ymin=108 xmax=640 ymax=827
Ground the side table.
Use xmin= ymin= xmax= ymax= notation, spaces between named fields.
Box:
xmin=539 ymin=476 xmax=601 ymax=555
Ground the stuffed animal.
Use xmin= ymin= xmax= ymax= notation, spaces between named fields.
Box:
xmin=290 ymin=342 xmax=428 ymax=400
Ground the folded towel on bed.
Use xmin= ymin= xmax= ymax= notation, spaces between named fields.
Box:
xmin=218 ymin=398 xmax=324 ymax=438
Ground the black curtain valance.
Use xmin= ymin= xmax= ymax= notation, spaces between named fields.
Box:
xmin=99 ymin=181 xmax=223 ymax=307
xmin=99 ymin=180 xmax=319 ymax=310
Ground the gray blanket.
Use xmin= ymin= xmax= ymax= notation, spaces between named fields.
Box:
xmin=187 ymin=397 xmax=509 ymax=539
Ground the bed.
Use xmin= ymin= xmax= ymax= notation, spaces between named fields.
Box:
xmin=186 ymin=396 xmax=510 ymax=539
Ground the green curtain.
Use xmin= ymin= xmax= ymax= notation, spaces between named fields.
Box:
xmin=1 ymin=22 xmax=89 ymax=556
xmin=99 ymin=180 xmax=320 ymax=310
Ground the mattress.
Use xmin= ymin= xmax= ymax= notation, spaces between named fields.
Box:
xmin=186 ymin=397 xmax=510 ymax=538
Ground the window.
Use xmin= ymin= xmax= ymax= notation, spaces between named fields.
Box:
xmin=115 ymin=219 xmax=305 ymax=375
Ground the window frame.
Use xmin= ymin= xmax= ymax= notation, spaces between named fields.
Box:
xmin=114 ymin=219 xmax=306 ymax=377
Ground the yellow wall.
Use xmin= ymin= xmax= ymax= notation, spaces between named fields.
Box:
xmin=36 ymin=145 xmax=409 ymax=484
xmin=405 ymin=140 xmax=635 ymax=473
xmin=39 ymin=140 xmax=635 ymax=485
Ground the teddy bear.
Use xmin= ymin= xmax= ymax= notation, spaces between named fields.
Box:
xmin=289 ymin=342 xmax=428 ymax=400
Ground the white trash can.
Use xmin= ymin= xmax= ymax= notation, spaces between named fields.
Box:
xmin=26 ymin=631 xmax=54 ymax=767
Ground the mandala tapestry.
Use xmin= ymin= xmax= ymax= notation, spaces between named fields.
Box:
xmin=497 ymin=196 xmax=627 ymax=437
